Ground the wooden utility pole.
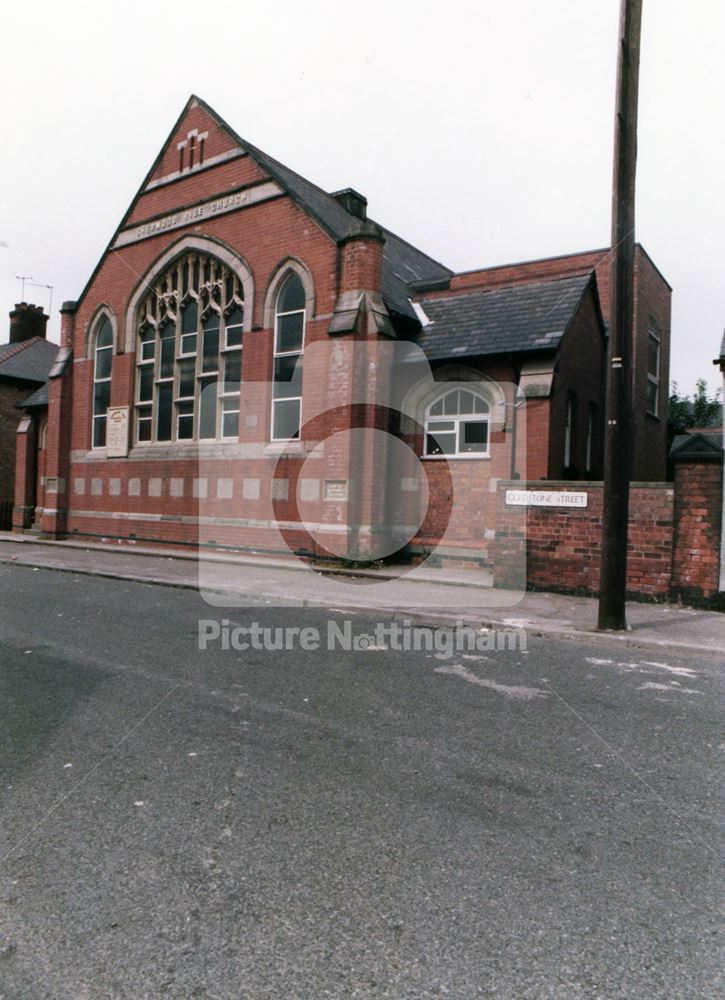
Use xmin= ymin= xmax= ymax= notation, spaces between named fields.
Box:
xmin=598 ymin=0 xmax=643 ymax=630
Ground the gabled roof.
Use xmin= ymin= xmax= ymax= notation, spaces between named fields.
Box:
xmin=74 ymin=96 xmax=453 ymax=322
xmin=414 ymin=273 xmax=594 ymax=361
xmin=670 ymin=431 xmax=723 ymax=462
xmin=241 ymin=135 xmax=453 ymax=319
xmin=195 ymin=97 xmax=453 ymax=320
xmin=0 ymin=338 xmax=58 ymax=384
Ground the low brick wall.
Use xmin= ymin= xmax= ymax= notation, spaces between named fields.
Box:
xmin=493 ymin=457 xmax=725 ymax=605
xmin=493 ymin=481 xmax=675 ymax=600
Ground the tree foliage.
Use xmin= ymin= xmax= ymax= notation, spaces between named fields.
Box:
xmin=668 ymin=379 xmax=722 ymax=435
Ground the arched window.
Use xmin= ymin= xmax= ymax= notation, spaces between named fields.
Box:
xmin=272 ymin=273 xmax=305 ymax=440
xmin=424 ymin=387 xmax=490 ymax=457
xmin=37 ymin=416 xmax=48 ymax=451
xmin=92 ymin=318 xmax=113 ymax=448
xmin=134 ymin=252 xmax=244 ymax=443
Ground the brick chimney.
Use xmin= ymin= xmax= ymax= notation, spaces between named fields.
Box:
xmin=332 ymin=188 xmax=367 ymax=219
xmin=9 ymin=302 xmax=48 ymax=344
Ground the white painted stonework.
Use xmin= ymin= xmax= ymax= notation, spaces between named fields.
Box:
xmin=113 ymin=181 xmax=283 ymax=249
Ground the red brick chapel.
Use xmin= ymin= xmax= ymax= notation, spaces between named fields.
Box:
xmin=13 ymin=96 xmax=671 ymax=565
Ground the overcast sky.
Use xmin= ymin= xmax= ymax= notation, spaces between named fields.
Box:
xmin=1 ymin=0 xmax=723 ymax=395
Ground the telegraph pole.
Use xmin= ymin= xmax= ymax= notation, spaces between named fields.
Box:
xmin=598 ymin=0 xmax=643 ymax=630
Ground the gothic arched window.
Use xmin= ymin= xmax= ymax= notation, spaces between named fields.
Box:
xmin=135 ymin=252 xmax=244 ymax=443
xmin=92 ymin=317 xmax=113 ymax=448
xmin=272 ymin=273 xmax=305 ymax=440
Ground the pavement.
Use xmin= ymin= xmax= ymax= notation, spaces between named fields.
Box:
xmin=0 ymin=564 xmax=723 ymax=999
xmin=0 ymin=532 xmax=724 ymax=655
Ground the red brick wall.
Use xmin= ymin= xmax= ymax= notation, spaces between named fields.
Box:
xmin=493 ymin=465 xmax=723 ymax=604
xmin=630 ymin=249 xmax=671 ymax=481
xmin=340 ymin=237 xmax=384 ymax=292
xmin=546 ymin=285 xmax=605 ymax=479
xmin=12 ymin=417 xmax=35 ymax=528
xmin=671 ymin=460 xmax=723 ymax=602
xmin=35 ymin=437 xmax=46 ymax=515
xmin=147 ymin=102 xmax=242 ymax=184
xmin=493 ymin=481 xmax=675 ymax=599
xmin=408 ymin=358 xmax=516 ymax=560
xmin=523 ymin=398 xmax=550 ymax=481
xmin=0 ymin=381 xmax=31 ymax=501
xmin=128 ymin=156 xmax=269 ymax=226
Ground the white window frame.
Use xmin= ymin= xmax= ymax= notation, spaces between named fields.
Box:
xmin=423 ymin=388 xmax=491 ymax=459
xmin=133 ymin=252 xmax=244 ymax=445
xmin=92 ymin=319 xmax=113 ymax=449
xmin=220 ymin=346 xmax=242 ymax=440
xmin=271 ymin=275 xmax=306 ymax=442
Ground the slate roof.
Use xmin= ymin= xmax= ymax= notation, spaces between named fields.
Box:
xmin=378 ymin=227 xmax=453 ymax=319
xmin=19 ymin=382 xmax=50 ymax=409
xmin=195 ymin=98 xmax=454 ymax=321
xmin=414 ymin=274 xmax=593 ymax=360
xmin=0 ymin=338 xmax=59 ymax=384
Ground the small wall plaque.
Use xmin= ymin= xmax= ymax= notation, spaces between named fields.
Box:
xmin=106 ymin=407 xmax=129 ymax=458
xmin=324 ymin=479 xmax=348 ymax=501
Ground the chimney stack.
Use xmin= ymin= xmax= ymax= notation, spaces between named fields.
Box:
xmin=332 ymin=188 xmax=368 ymax=220
xmin=9 ymin=302 xmax=48 ymax=344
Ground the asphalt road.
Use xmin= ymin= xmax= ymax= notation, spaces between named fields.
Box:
xmin=0 ymin=564 xmax=722 ymax=999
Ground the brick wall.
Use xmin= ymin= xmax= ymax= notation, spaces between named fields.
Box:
xmin=630 ymin=249 xmax=671 ymax=481
xmin=671 ymin=459 xmax=723 ymax=602
xmin=493 ymin=466 xmax=723 ymax=605
xmin=493 ymin=480 xmax=674 ymax=600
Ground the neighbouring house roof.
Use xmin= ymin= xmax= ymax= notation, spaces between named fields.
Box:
xmin=413 ymin=273 xmax=594 ymax=361
xmin=0 ymin=337 xmax=59 ymax=384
